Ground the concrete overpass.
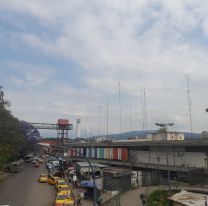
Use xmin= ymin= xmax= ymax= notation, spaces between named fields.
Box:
xmin=65 ymin=139 xmax=208 ymax=173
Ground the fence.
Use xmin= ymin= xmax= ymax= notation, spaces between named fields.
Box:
xmin=100 ymin=168 xmax=208 ymax=206
xmin=100 ymin=193 xmax=121 ymax=206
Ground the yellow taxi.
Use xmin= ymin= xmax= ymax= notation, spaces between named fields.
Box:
xmin=55 ymin=180 xmax=68 ymax=190
xmin=57 ymin=186 xmax=71 ymax=195
xmin=39 ymin=174 xmax=48 ymax=183
xmin=55 ymin=194 xmax=74 ymax=206
xmin=48 ymin=176 xmax=61 ymax=185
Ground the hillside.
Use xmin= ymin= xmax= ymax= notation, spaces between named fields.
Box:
xmin=100 ymin=130 xmax=201 ymax=140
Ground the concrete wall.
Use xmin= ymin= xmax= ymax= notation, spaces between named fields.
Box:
xmin=130 ymin=149 xmax=206 ymax=169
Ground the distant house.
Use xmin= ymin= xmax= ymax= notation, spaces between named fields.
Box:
xmin=169 ymin=190 xmax=208 ymax=206
xmin=147 ymin=132 xmax=185 ymax=141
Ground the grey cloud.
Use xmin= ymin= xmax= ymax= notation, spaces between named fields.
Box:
xmin=1 ymin=1 xmax=208 ymax=136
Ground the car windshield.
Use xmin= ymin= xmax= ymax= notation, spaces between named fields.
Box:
xmin=60 ymin=187 xmax=69 ymax=191
xmin=57 ymin=195 xmax=69 ymax=200
xmin=40 ymin=174 xmax=47 ymax=177
xmin=59 ymin=182 xmax=67 ymax=185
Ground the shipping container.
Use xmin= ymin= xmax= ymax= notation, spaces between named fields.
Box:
xmin=58 ymin=119 xmax=69 ymax=125
xmin=97 ymin=148 xmax=100 ymax=158
xmin=99 ymin=148 xmax=102 ymax=158
xmin=122 ymin=148 xmax=128 ymax=160
xmin=94 ymin=147 xmax=97 ymax=158
xmin=89 ymin=147 xmax=92 ymax=158
xmin=77 ymin=148 xmax=80 ymax=157
xmin=110 ymin=148 xmax=113 ymax=159
xmin=86 ymin=148 xmax=89 ymax=158
xmin=106 ymin=148 xmax=110 ymax=159
xmin=104 ymin=148 xmax=106 ymax=159
xmin=118 ymin=148 xmax=122 ymax=160
xmin=92 ymin=148 xmax=95 ymax=158
xmin=113 ymin=148 xmax=118 ymax=160
xmin=101 ymin=148 xmax=104 ymax=158
xmin=79 ymin=148 xmax=82 ymax=157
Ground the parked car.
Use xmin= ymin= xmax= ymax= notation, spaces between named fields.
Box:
xmin=58 ymin=187 xmax=71 ymax=195
xmin=39 ymin=174 xmax=48 ymax=183
xmin=55 ymin=194 xmax=74 ymax=206
xmin=55 ymin=180 xmax=68 ymax=190
xmin=48 ymin=176 xmax=61 ymax=185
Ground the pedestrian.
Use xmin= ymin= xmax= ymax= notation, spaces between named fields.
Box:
xmin=77 ymin=194 xmax=81 ymax=206
xmin=73 ymin=174 xmax=77 ymax=188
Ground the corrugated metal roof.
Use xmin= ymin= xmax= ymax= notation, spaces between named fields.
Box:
xmin=76 ymin=161 xmax=108 ymax=168
xmin=169 ymin=190 xmax=208 ymax=206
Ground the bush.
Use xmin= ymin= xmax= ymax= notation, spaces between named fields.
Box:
xmin=147 ymin=190 xmax=173 ymax=206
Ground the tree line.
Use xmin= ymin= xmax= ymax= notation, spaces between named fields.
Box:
xmin=0 ymin=86 xmax=40 ymax=167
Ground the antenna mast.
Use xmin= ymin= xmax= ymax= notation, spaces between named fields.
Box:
xmin=106 ymin=102 xmax=109 ymax=140
xmin=98 ymin=105 xmax=101 ymax=137
xmin=129 ymin=105 xmax=132 ymax=132
xmin=186 ymin=74 xmax=193 ymax=137
xmin=143 ymin=89 xmax=148 ymax=137
xmin=141 ymin=90 xmax=145 ymax=133
xmin=118 ymin=78 xmax=122 ymax=134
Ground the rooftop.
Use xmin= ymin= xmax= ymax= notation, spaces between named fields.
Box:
xmin=76 ymin=161 xmax=108 ymax=168
xmin=169 ymin=190 xmax=208 ymax=206
xmin=102 ymin=167 xmax=132 ymax=174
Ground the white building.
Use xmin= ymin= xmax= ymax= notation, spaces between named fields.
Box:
xmin=147 ymin=132 xmax=185 ymax=141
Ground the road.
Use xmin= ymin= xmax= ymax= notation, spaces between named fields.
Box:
xmin=0 ymin=163 xmax=56 ymax=206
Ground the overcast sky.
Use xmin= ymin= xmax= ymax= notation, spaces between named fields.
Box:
xmin=1 ymin=0 xmax=208 ymax=138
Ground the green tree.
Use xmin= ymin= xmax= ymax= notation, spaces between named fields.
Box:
xmin=0 ymin=87 xmax=27 ymax=167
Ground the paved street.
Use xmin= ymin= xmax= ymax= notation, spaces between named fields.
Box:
xmin=0 ymin=163 xmax=56 ymax=206
xmin=0 ymin=162 xmax=148 ymax=206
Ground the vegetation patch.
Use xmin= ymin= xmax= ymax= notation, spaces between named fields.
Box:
xmin=0 ymin=86 xmax=39 ymax=168
xmin=147 ymin=190 xmax=176 ymax=206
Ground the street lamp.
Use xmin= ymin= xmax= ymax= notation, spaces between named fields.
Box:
xmin=156 ymin=156 xmax=160 ymax=189
xmin=155 ymin=122 xmax=174 ymax=195
xmin=38 ymin=143 xmax=97 ymax=206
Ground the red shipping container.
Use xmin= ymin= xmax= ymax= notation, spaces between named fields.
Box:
xmin=113 ymin=148 xmax=118 ymax=160
xmin=58 ymin=119 xmax=69 ymax=125
xmin=122 ymin=148 xmax=128 ymax=161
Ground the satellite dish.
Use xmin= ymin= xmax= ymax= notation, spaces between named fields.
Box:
xmin=201 ymin=131 xmax=208 ymax=138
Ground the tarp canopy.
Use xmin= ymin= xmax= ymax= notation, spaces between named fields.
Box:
xmin=80 ymin=180 xmax=99 ymax=188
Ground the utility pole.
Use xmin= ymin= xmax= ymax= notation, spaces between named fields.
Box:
xmin=143 ymin=89 xmax=148 ymax=138
xmin=186 ymin=74 xmax=193 ymax=138
xmin=155 ymin=122 xmax=174 ymax=195
xmin=141 ymin=90 xmax=145 ymax=133
xmin=98 ymin=105 xmax=101 ymax=137
xmin=85 ymin=118 xmax=87 ymax=139
xmin=106 ymin=102 xmax=109 ymax=140
xmin=118 ymin=78 xmax=122 ymax=135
